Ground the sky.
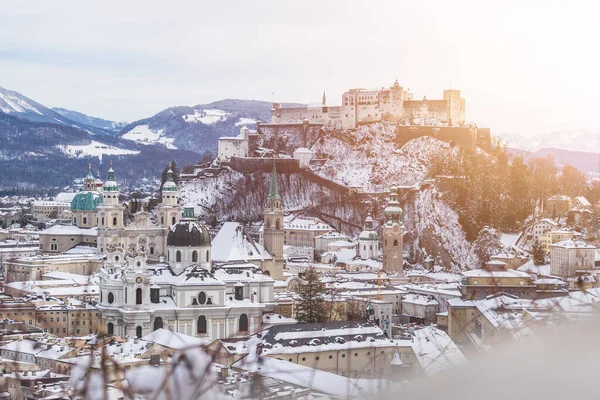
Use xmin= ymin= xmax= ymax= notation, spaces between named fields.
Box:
xmin=1 ymin=0 xmax=599 ymax=136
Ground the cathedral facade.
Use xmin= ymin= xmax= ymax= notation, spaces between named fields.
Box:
xmin=97 ymin=207 xmax=276 ymax=340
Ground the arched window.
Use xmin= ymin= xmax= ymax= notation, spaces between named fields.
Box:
xmin=276 ymin=219 xmax=280 ymax=230
xmin=192 ymin=251 xmax=198 ymax=262
xmin=393 ymin=239 xmax=398 ymax=247
xmin=112 ymin=217 xmax=117 ymax=226
xmin=154 ymin=317 xmax=163 ymax=331
xmin=161 ymin=216 xmax=164 ymax=225
xmin=108 ymin=292 xmax=114 ymax=304
xmin=136 ymin=326 xmax=142 ymax=338
xmin=206 ymin=250 xmax=210 ymax=262
xmin=197 ymin=315 xmax=207 ymax=334
xmin=101 ymin=217 xmax=105 ymax=226
xmin=266 ymin=218 xmax=270 ymax=229
xmin=172 ymin=216 xmax=176 ymax=225
xmin=176 ymin=251 xmax=181 ymax=262
xmin=239 ymin=314 xmax=249 ymax=332
xmin=198 ymin=291 xmax=207 ymax=305
xmin=136 ymin=288 xmax=142 ymax=305
xmin=83 ymin=217 xmax=87 ymax=225
xmin=107 ymin=323 xmax=114 ymax=335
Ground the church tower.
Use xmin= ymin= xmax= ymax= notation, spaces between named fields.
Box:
xmin=97 ymin=161 xmax=124 ymax=230
xmin=358 ymin=211 xmax=378 ymax=260
xmin=263 ymin=162 xmax=284 ymax=280
xmin=382 ymin=185 xmax=404 ymax=274
xmin=157 ymin=163 xmax=183 ymax=227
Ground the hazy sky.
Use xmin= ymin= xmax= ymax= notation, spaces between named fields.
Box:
xmin=1 ymin=0 xmax=599 ymax=135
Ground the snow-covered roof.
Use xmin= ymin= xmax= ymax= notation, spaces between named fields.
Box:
xmin=402 ymin=293 xmax=439 ymax=306
xmin=574 ymin=196 xmax=591 ymax=206
xmin=463 ymin=269 xmax=531 ymax=279
xmin=411 ymin=326 xmax=467 ymax=377
xmin=55 ymin=192 xmax=78 ymax=203
xmin=284 ymin=215 xmax=333 ymax=231
xmin=232 ymin=355 xmax=384 ymax=398
xmin=40 ymin=225 xmax=97 ymax=236
xmin=211 ymin=222 xmax=272 ymax=263
xmin=142 ymin=328 xmax=209 ymax=349
xmin=551 ymin=240 xmax=596 ymax=250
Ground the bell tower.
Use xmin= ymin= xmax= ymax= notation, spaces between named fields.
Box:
xmin=382 ymin=185 xmax=404 ymax=274
xmin=97 ymin=161 xmax=124 ymax=230
xmin=263 ymin=162 xmax=284 ymax=280
xmin=157 ymin=163 xmax=183 ymax=227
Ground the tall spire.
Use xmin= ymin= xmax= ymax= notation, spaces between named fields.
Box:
xmin=322 ymin=91 xmax=327 ymax=106
xmin=162 ymin=162 xmax=177 ymax=192
xmin=268 ymin=161 xmax=280 ymax=200
xmin=85 ymin=163 xmax=95 ymax=180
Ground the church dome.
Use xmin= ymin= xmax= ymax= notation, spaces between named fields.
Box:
xmin=167 ymin=207 xmax=211 ymax=247
xmin=71 ymin=191 xmax=103 ymax=211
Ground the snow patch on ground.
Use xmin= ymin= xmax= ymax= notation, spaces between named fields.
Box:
xmin=313 ymin=123 xmax=452 ymax=190
xmin=182 ymin=109 xmax=230 ymax=125
xmin=122 ymin=124 xmax=176 ymax=149
xmin=235 ymin=117 xmax=258 ymax=126
xmin=56 ymin=141 xmax=140 ymax=159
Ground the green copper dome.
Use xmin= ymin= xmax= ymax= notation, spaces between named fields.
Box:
xmin=71 ymin=191 xmax=104 ymax=211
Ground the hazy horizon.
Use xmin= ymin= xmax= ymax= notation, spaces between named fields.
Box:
xmin=2 ymin=0 xmax=599 ymax=136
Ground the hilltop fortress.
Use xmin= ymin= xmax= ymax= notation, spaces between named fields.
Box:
xmin=271 ymin=79 xmax=466 ymax=130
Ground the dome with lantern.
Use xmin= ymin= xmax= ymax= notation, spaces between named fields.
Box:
xmin=167 ymin=207 xmax=211 ymax=247
xmin=384 ymin=185 xmax=403 ymax=225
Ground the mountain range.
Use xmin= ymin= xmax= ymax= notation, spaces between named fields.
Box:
xmin=2 ymin=83 xmax=600 ymax=189
xmin=0 ymin=86 xmax=293 ymax=190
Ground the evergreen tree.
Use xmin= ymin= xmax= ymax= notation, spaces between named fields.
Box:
xmin=558 ymin=164 xmax=588 ymax=198
xmin=296 ymin=268 xmax=328 ymax=324
xmin=532 ymin=240 xmax=545 ymax=266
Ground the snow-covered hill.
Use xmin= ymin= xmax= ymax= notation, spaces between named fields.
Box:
xmin=313 ymin=123 xmax=456 ymax=189
xmin=119 ymin=100 xmax=303 ymax=154
xmin=181 ymin=122 xmax=495 ymax=270
xmin=52 ymin=107 xmax=126 ymax=133
xmin=0 ymin=85 xmax=113 ymax=135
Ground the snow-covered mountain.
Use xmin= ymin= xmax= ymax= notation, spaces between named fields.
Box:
xmin=52 ymin=107 xmax=127 ymax=133
xmin=498 ymin=130 xmax=600 ymax=153
xmin=0 ymin=86 xmax=112 ymax=135
xmin=0 ymin=109 xmax=198 ymax=189
xmin=119 ymin=99 xmax=303 ymax=154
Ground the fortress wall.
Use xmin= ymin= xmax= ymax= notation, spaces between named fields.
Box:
xmin=396 ymin=126 xmax=478 ymax=151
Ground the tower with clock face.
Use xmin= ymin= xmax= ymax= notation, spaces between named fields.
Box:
xmin=122 ymin=254 xmax=150 ymax=308
xmin=382 ymin=185 xmax=404 ymax=274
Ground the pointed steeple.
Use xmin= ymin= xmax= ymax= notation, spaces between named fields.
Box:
xmin=162 ymin=163 xmax=177 ymax=192
xmin=104 ymin=160 xmax=119 ymax=192
xmin=85 ymin=163 xmax=95 ymax=180
xmin=268 ymin=161 xmax=280 ymax=200
xmin=322 ymin=91 xmax=327 ymax=106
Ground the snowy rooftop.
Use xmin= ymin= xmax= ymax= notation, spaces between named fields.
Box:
xmin=211 ymin=222 xmax=272 ymax=263
xmin=40 ymin=225 xmax=97 ymax=236
xmin=551 ymin=240 xmax=596 ymax=249
xmin=411 ymin=326 xmax=467 ymax=377
xmin=142 ymin=328 xmax=209 ymax=349
xmin=463 ymin=269 xmax=531 ymax=279
xmin=402 ymin=293 xmax=439 ymax=305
